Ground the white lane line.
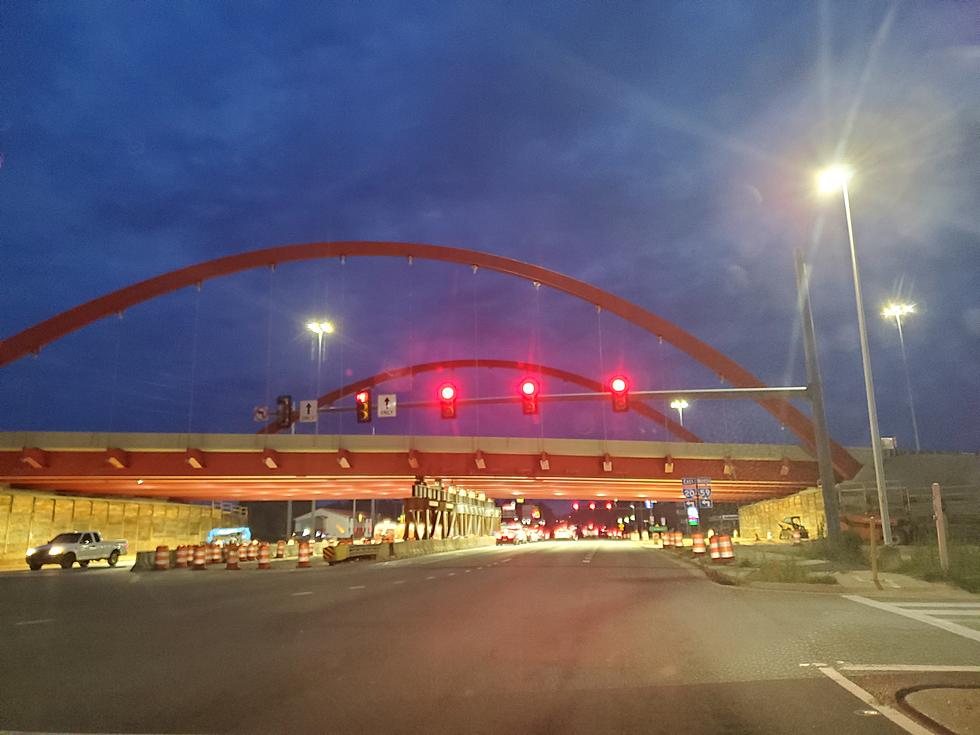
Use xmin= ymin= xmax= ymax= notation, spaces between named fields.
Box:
xmin=425 ymin=575 xmax=436 ymax=580
xmin=887 ymin=602 xmax=980 ymax=608
xmin=912 ymin=609 xmax=980 ymax=616
xmin=844 ymin=595 xmax=980 ymax=643
xmin=447 ymin=572 xmax=456 ymax=576
xmin=14 ymin=618 xmax=55 ymax=626
xmin=291 ymin=591 xmax=313 ymax=597
xmin=817 ymin=667 xmax=933 ymax=735
xmin=348 ymin=585 xmax=366 ymax=590
xmin=840 ymin=664 xmax=980 ymax=672
xmin=465 ymin=569 xmax=472 ymax=573
xmin=477 ymin=566 xmax=483 ymax=570
xmin=392 ymin=580 xmax=405 ymax=585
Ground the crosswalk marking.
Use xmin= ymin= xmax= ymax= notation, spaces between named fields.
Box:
xmin=844 ymin=595 xmax=980 ymax=643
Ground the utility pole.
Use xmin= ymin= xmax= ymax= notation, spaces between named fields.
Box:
xmin=795 ymin=249 xmax=841 ymax=543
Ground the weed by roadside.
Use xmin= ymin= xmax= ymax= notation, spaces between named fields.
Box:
xmin=896 ymin=544 xmax=980 ymax=593
xmin=754 ymin=558 xmax=838 ymax=584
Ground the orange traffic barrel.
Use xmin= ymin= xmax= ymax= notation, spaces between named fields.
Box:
xmin=225 ymin=544 xmax=240 ymax=570
xmin=296 ymin=540 xmax=311 ymax=568
xmin=276 ymin=540 xmax=286 ymax=559
xmin=153 ymin=545 xmax=170 ymax=571
xmin=717 ymin=535 xmax=735 ymax=563
xmin=792 ymin=529 xmax=802 ymax=545
xmin=247 ymin=542 xmax=258 ymax=561
xmin=691 ymin=533 xmax=706 ymax=556
xmin=191 ymin=545 xmax=207 ymax=571
xmin=174 ymin=545 xmax=188 ymax=568
xmin=662 ymin=532 xmax=673 ymax=548
xmin=673 ymin=531 xmax=684 ymax=548
xmin=257 ymin=543 xmax=271 ymax=570
xmin=708 ymin=535 xmax=721 ymax=562
xmin=209 ymin=544 xmax=222 ymax=563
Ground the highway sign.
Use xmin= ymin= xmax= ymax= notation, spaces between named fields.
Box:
xmin=681 ymin=477 xmax=697 ymax=488
xmin=699 ymin=498 xmax=714 ymax=509
xmin=699 ymin=487 xmax=712 ymax=499
xmin=682 ymin=487 xmax=697 ymax=500
xmin=298 ymin=399 xmax=318 ymax=423
xmin=252 ymin=405 xmax=268 ymax=423
xmin=378 ymin=393 xmax=397 ymax=418
xmin=696 ymin=476 xmax=712 ymax=487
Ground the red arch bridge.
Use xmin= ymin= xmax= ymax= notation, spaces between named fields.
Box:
xmin=0 ymin=241 xmax=860 ymax=504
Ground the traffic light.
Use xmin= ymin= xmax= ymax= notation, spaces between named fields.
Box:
xmin=438 ymin=383 xmax=457 ymax=419
xmin=276 ymin=395 xmax=292 ymax=429
xmin=519 ymin=377 xmax=539 ymax=415
xmin=605 ymin=501 xmax=613 ymax=510
xmin=355 ymin=390 xmax=371 ymax=423
xmin=572 ymin=502 xmax=579 ymax=511
xmin=609 ymin=375 xmax=629 ymax=412
xmin=589 ymin=501 xmax=596 ymax=510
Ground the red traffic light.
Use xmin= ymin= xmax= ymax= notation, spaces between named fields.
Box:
xmin=519 ymin=377 xmax=539 ymax=415
xmin=605 ymin=501 xmax=613 ymax=510
xmin=572 ymin=502 xmax=579 ymax=511
xmin=589 ymin=501 xmax=596 ymax=510
xmin=438 ymin=383 xmax=457 ymax=419
xmin=355 ymin=390 xmax=371 ymax=423
xmin=609 ymin=375 xmax=629 ymax=412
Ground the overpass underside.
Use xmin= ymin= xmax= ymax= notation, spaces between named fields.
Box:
xmin=0 ymin=432 xmax=824 ymax=503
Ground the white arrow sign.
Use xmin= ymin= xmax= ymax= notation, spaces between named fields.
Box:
xmin=252 ymin=405 xmax=269 ymax=423
xmin=298 ymin=399 xmax=318 ymax=423
xmin=378 ymin=393 xmax=397 ymax=418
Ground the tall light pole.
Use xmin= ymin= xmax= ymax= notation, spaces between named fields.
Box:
xmin=306 ymin=320 xmax=335 ymax=435
xmin=818 ymin=165 xmax=892 ymax=544
xmin=881 ymin=303 xmax=921 ymax=451
xmin=669 ymin=398 xmax=689 ymax=427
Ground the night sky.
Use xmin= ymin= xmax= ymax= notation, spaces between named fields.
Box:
xmin=1 ymin=1 xmax=978 ymax=452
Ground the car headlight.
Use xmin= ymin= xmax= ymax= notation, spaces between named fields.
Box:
xmin=26 ymin=547 xmax=37 ymax=556
xmin=49 ymin=546 xmax=64 ymax=555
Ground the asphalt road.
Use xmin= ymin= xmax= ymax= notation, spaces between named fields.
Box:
xmin=1 ymin=541 xmax=978 ymax=734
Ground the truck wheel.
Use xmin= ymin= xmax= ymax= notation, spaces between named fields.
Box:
xmin=107 ymin=550 xmax=120 ymax=567
xmin=28 ymin=562 xmax=42 ymax=571
xmin=60 ymin=553 xmax=75 ymax=569
xmin=78 ymin=560 xmax=90 ymax=568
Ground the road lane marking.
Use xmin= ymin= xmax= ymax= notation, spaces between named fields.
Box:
xmin=447 ymin=572 xmax=456 ymax=576
xmin=348 ymin=585 xmax=366 ymax=590
xmin=14 ymin=618 xmax=54 ymax=626
xmin=291 ymin=591 xmax=313 ymax=596
xmin=887 ymin=601 xmax=980 ymax=608
xmin=392 ymin=580 xmax=405 ymax=585
xmin=465 ymin=569 xmax=472 ymax=573
xmin=844 ymin=595 xmax=980 ymax=643
xmin=840 ymin=664 xmax=980 ymax=672
xmin=817 ymin=667 xmax=933 ymax=735
xmin=425 ymin=575 xmax=436 ymax=580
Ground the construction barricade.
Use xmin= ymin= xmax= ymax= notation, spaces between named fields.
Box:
xmin=691 ymin=533 xmax=706 ymax=557
xmin=153 ymin=545 xmax=170 ymax=571
xmin=708 ymin=535 xmax=721 ymax=562
xmin=174 ymin=545 xmax=189 ymax=569
xmin=192 ymin=545 xmax=207 ymax=571
xmin=209 ymin=544 xmax=222 ymax=564
xmin=225 ymin=544 xmax=240 ymax=570
xmin=296 ymin=541 xmax=311 ymax=568
xmin=257 ymin=543 xmax=271 ymax=570
xmin=717 ymin=535 xmax=735 ymax=563
xmin=276 ymin=540 xmax=286 ymax=559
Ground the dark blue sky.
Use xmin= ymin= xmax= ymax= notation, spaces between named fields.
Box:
xmin=1 ymin=1 xmax=977 ymax=451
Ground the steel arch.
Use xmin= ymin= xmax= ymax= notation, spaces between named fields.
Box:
xmin=0 ymin=240 xmax=860 ymax=478
xmin=257 ymin=358 xmax=703 ymax=442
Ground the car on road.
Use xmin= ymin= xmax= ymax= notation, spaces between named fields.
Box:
xmin=26 ymin=532 xmax=128 ymax=570
xmin=551 ymin=524 xmax=577 ymax=540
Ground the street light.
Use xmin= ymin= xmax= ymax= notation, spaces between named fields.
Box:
xmin=305 ymin=319 xmax=335 ymax=434
xmin=817 ymin=163 xmax=893 ymax=544
xmin=881 ymin=302 xmax=921 ymax=451
xmin=669 ymin=398 xmax=689 ymax=426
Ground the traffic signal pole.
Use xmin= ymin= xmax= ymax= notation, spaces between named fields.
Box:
xmin=795 ymin=249 xmax=840 ymax=543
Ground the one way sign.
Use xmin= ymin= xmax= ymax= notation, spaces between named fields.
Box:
xmin=378 ymin=393 xmax=397 ymax=418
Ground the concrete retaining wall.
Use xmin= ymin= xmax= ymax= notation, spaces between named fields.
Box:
xmin=738 ymin=487 xmax=827 ymax=541
xmin=0 ymin=486 xmax=247 ymax=564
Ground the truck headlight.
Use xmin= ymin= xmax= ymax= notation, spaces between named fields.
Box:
xmin=26 ymin=547 xmax=37 ymax=556
xmin=49 ymin=546 xmax=64 ymax=555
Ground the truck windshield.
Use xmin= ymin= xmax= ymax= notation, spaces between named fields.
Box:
xmin=50 ymin=533 xmax=83 ymax=544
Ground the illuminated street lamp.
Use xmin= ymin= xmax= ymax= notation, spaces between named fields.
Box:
xmin=669 ymin=398 xmax=689 ymax=427
xmin=305 ymin=319 xmax=336 ymax=433
xmin=818 ymin=164 xmax=892 ymax=544
xmin=881 ymin=302 xmax=921 ymax=451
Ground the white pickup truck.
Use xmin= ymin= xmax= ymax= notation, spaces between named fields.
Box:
xmin=26 ymin=531 xmax=128 ymax=570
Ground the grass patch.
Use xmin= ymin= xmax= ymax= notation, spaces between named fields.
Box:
xmin=896 ymin=544 xmax=980 ymax=593
xmin=702 ymin=567 xmax=738 ymax=585
xmin=754 ymin=559 xmax=838 ymax=584
xmin=799 ymin=532 xmax=864 ymax=566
